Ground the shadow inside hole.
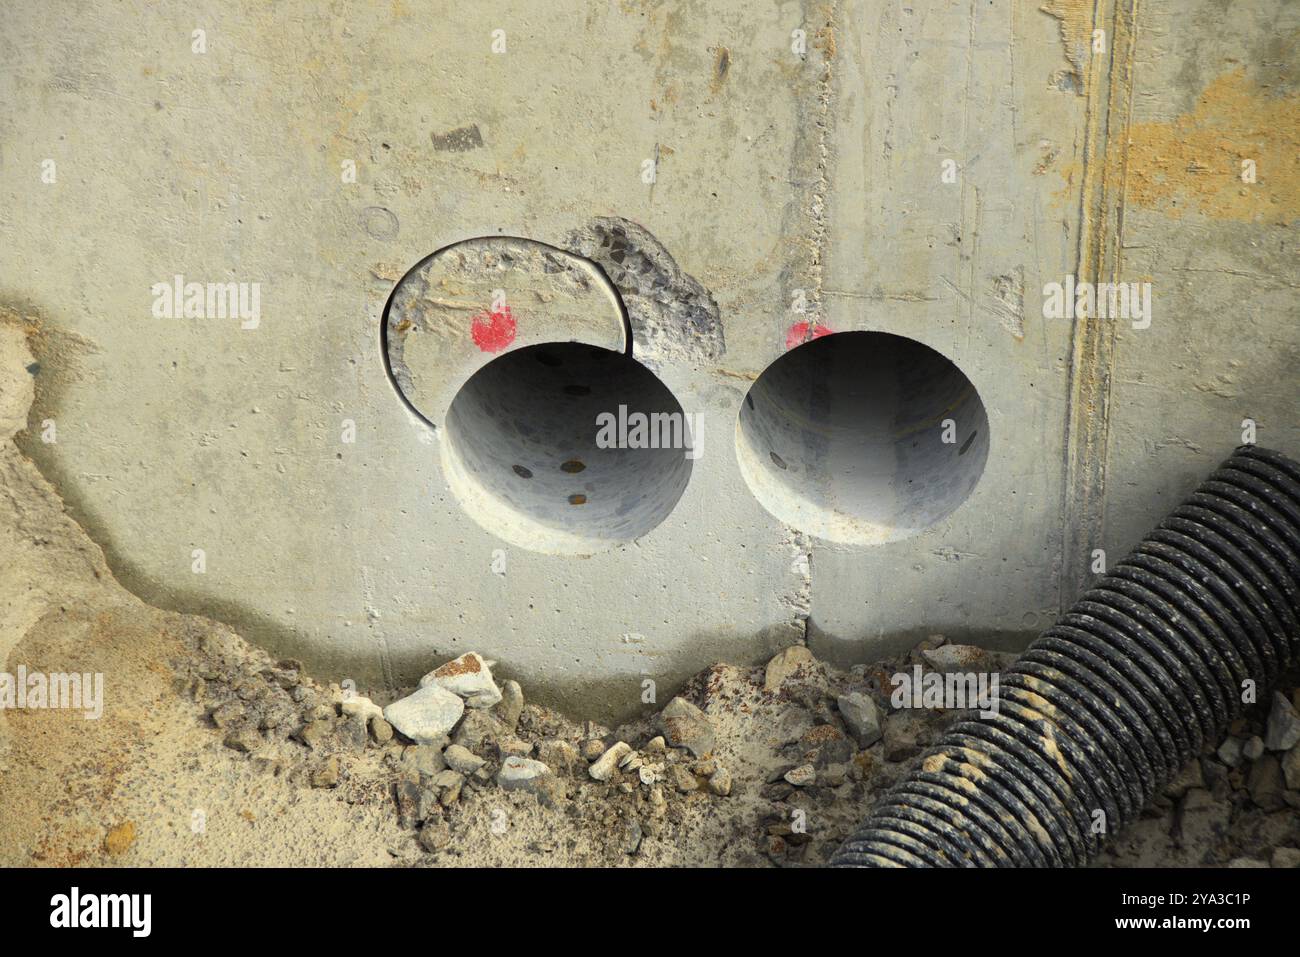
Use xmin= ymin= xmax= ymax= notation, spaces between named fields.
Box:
xmin=443 ymin=343 xmax=692 ymax=553
xmin=737 ymin=331 xmax=989 ymax=544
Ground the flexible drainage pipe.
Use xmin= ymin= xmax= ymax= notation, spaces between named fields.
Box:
xmin=831 ymin=446 xmax=1300 ymax=868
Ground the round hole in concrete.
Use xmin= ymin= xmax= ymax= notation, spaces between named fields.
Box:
xmin=736 ymin=331 xmax=989 ymax=544
xmin=442 ymin=343 xmax=692 ymax=554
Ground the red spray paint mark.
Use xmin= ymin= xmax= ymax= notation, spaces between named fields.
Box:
xmin=785 ymin=321 xmax=833 ymax=350
xmin=470 ymin=305 xmax=516 ymax=353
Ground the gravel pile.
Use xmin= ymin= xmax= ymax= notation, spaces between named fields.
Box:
xmin=178 ymin=624 xmax=1300 ymax=867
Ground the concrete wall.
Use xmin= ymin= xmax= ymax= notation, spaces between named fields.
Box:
xmin=2 ymin=0 xmax=1296 ymax=719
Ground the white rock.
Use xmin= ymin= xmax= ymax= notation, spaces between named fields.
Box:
xmin=419 ymin=652 xmax=503 ymax=709
xmin=590 ymin=741 xmax=632 ymax=781
xmin=497 ymin=756 xmax=551 ymax=792
xmin=340 ymin=693 xmax=383 ymax=723
xmin=384 ymin=684 xmax=465 ymax=745
xmin=619 ymin=751 xmax=643 ymax=771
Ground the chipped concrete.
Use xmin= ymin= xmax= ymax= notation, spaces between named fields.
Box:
xmin=565 ymin=217 xmax=724 ymax=367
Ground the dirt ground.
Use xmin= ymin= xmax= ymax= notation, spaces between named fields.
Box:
xmin=2 ymin=310 xmax=1298 ymax=868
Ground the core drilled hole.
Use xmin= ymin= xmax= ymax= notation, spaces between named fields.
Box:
xmin=442 ymin=343 xmax=692 ymax=554
xmin=736 ymin=331 xmax=989 ymax=544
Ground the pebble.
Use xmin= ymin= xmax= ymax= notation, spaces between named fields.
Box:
xmin=1243 ymin=735 xmax=1265 ymax=762
xmin=295 ymin=719 xmax=331 ymax=750
xmin=497 ymin=737 xmax=534 ymax=759
xmin=340 ymin=693 xmax=384 ymax=723
xmin=619 ymin=752 xmax=643 ymax=772
xmin=908 ymin=635 xmax=947 ymax=664
xmin=497 ymin=756 xmax=558 ymax=803
xmin=799 ymin=724 xmax=854 ymax=766
xmin=370 ymin=716 xmax=394 ymax=745
xmin=669 ymin=765 xmax=699 ymax=793
xmin=784 ymin=764 xmax=816 ymax=787
xmin=419 ymin=652 xmax=502 ymax=709
xmin=444 ymin=744 xmax=486 ymax=775
xmin=837 ymin=692 xmax=883 ymax=747
xmin=432 ymin=769 xmax=465 ymax=804
xmin=311 ymin=756 xmax=341 ymax=788
xmin=497 ymin=756 xmax=549 ymax=784
xmin=536 ymin=738 xmax=579 ymax=772
xmin=639 ymin=765 xmax=661 ymax=786
xmin=581 ymin=739 xmax=607 ymax=761
xmin=336 ymin=713 xmax=369 ymax=750
xmin=418 ymin=820 xmax=451 ymax=853
xmin=306 ymin=703 xmax=333 ymax=722
xmin=1247 ymin=755 xmax=1285 ymax=811
xmin=708 ymin=767 xmax=732 ymax=796
xmin=495 ymin=679 xmax=525 ymax=729
xmin=403 ymin=743 xmax=447 ymax=778
xmin=393 ymin=775 xmax=424 ymax=827
xmin=882 ymin=710 xmax=929 ymax=762
xmin=657 ymin=697 xmax=715 ymax=757
xmin=384 ymin=684 xmax=465 ymax=745
xmin=1265 ymin=692 xmax=1300 ymax=751
xmin=764 ymin=645 xmax=815 ymax=693
xmin=644 ymin=735 xmax=666 ymax=753
xmin=453 ymin=710 xmax=506 ymax=753
xmin=1217 ymin=736 xmax=1246 ymax=769
xmin=920 ymin=644 xmax=992 ymax=674
xmin=589 ymin=742 xmax=632 ymax=781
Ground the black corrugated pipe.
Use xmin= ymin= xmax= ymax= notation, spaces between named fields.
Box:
xmin=831 ymin=446 xmax=1300 ymax=868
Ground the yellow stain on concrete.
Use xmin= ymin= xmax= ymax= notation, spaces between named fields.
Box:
xmin=1123 ymin=68 xmax=1300 ymax=223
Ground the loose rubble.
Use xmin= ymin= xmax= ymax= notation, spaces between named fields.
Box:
xmin=159 ymin=631 xmax=1300 ymax=867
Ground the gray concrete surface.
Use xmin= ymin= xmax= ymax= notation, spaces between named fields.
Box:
xmin=1 ymin=0 xmax=1295 ymax=719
